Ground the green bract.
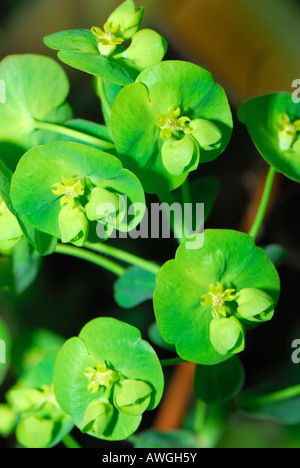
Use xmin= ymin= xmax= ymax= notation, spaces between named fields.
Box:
xmin=53 ymin=317 xmax=164 ymax=441
xmin=44 ymin=0 xmax=166 ymax=86
xmin=238 ymin=92 xmax=300 ymax=183
xmin=111 ymin=61 xmax=233 ymax=194
xmin=153 ymin=229 xmax=280 ymax=365
xmin=0 ymin=54 xmax=72 ymax=170
xmin=10 ymin=142 xmax=145 ymax=246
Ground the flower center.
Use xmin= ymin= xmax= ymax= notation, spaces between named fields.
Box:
xmin=51 ymin=176 xmax=85 ymax=209
xmin=155 ymin=105 xmax=191 ymax=140
xmin=275 ymin=113 xmax=300 ymax=151
xmin=201 ymin=282 xmax=236 ymax=319
xmin=91 ymin=22 xmax=124 ymax=56
xmin=84 ymin=361 xmax=119 ymax=394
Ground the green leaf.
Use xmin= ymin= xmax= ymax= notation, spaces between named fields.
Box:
xmin=153 ymin=229 xmax=280 ymax=365
xmin=238 ymin=389 xmax=300 ymax=425
xmin=262 ymin=244 xmax=288 ymax=267
xmin=130 ymin=430 xmax=200 ymax=448
xmin=194 ymin=357 xmax=245 ymax=404
xmin=238 ymin=92 xmax=300 ymax=183
xmin=57 ymin=119 xmax=113 ymax=147
xmin=0 ymin=159 xmax=57 ymax=256
xmin=111 ymin=61 xmax=232 ymax=194
xmin=53 ymin=317 xmax=164 ymax=441
xmin=114 ymin=266 xmax=157 ymax=309
xmin=12 ymin=238 xmax=41 ymax=294
xmin=43 ymin=29 xmax=99 ymax=54
xmin=0 ymin=54 xmax=72 ymax=170
xmin=58 ymin=50 xmax=135 ymax=86
xmin=148 ymin=322 xmax=176 ymax=352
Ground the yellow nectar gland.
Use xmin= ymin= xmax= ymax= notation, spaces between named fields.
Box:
xmin=84 ymin=361 xmax=118 ymax=394
xmin=275 ymin=113 xmax=300 ymax=151
xmin=51 ymin=177 xmax=85 ymax=209
xmin=155 ymin=105 xmax=191 ymax=140
xmin=91 ymin=22 xmax=124 ymax=55
xmin=201 ymin=282 xmax=236 ymax=319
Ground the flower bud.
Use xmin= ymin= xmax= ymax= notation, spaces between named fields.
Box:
xmin=81 ymin=398 xmax=113 ymax=437
xmin=107 ymin=0 xmax=145 ymax=41
xmin=6 ymin=387 xmax=45 ymax=413
xmin=114 ymin=379 xmax=153 ymax=416
xmin=58 ymin=202 xmax=89 ymax=246
xmin=210 ymin=316 xmax=245 ymax=356
xmin=236 ymin=288 xmax=274 ymax=322
xmin=0 ymin=404 xmax=17 ymax=436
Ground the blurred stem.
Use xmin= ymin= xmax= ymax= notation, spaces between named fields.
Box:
xmin=160 ymin=357 xmax=186 ymax=367
xmin=97 ymin=79 xmax=112 ymax=123
xmin=85 ymin=242 xmax=160 ymax=275
xmin=55 ymin=244 xmax=125 ymax=277
xmin=33 ymin=120 xmax=115 ymax=150
xmin=238 ymin=384 xmax=300 ymax=409
xmin=62 ymin=433 xmax=81 ymax=449
xmin=194 ymin=400 xmax=207 ymax=435
xmin=248 ymin=166 xmax=277 ymax=240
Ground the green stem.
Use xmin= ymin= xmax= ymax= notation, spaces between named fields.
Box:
xmin=194 ymin=400 xmax=207 ymax=435
xmin=248 ymin=166 xmax=277 ymax=240
xmin=62 ymin=433 xmax=81 ymax=449
xmin=33 ymin=120 xmax=115 ymax=150
xmin=160 ymin=357 xmax=186 ymax=367
xmin=97 ymin=79 xmax=112 ymax=124
xmin=238 ymin=384 xmax=300 ymax=409
xmin=85 ymin=242 xmax=160 ymax=275
xmin=55 ymin=244 xmax=125 ymax=277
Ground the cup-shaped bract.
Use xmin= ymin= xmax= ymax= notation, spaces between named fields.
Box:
xmin=0 ymin=54 xmax=72 ymax=170
xmin=153 ymin=230 xmax=280 ymax=365
xmin=53 ymin=317 xmax=164 ymax=441
xmin=10 ymin=142 xmax=146 ymax=246
xmin=111 ymin=61 xmax=233 ymax=194
xmin=238 ymin=92 xmax=300 ymax=183
xmin=43 ymin=1 xmax=166 ymax=86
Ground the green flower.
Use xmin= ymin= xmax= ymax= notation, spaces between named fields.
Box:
xmin=2 ymin=353 xmax=73 ymax=448
xmin=53 ymin=318 xmax=164 ymax=440
xmin=111 ymin=61 xmax=233 ymax=194
xmin=238 ymin=92 xmax=300 ymax=183
xmin=10 ymin=142 xmax=145 ymax=246
xmin=153 ymin=230 xmax=280 ymax=365
xmin=44 ymin=0 xmax=166 ymax=86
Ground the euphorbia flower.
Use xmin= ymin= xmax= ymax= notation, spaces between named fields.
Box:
xmin=111 ymin=60 xmax=233 ymax=194
xmin=154 ymin=229 xmax=280 ymax=365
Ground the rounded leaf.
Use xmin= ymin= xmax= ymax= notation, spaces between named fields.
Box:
xmin=0 ymin=54 xmax=72 ymax=170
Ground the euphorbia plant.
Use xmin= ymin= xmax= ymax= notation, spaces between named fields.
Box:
xmin=0 ymin=0 xmax=299 ymax=449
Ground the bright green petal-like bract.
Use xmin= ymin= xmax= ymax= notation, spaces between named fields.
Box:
xmin=111 ymin=61 xmax=233 ymax=194
xmin=153 ymin=229 xmax=280 ymax=365
xmin=53 ymin=317 xmax=164 ymax=441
